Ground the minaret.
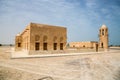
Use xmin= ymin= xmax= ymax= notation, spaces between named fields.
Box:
xmin=99 ymin=25 xmax=109 ymax=51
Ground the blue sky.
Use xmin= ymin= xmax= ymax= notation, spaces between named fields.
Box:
xmin=0 ymin=0 xmax=120 ymax=45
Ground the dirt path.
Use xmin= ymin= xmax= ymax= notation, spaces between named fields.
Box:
xmin=0 ymin=47 xmax=120 ymax=80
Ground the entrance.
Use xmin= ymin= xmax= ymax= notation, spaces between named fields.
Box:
xmin=35 ymin=42 xmax=39 ymax=50
xmin=18 ymin=43 xmax=21 ymax=47
xmin=96 ymin=43 xmax=98 ymax=52
xmin=53 ymin=43 xmax=57 ymax=50
xmin=60 ymin=43 xmax=63 ymax=50
xmin=101 ymin=43 xmax=103 ymax=48
xmin=43 ymin=43 xmax=47 ymax=50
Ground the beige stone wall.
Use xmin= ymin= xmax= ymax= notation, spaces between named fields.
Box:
xmin=15 ymin=35 xmax=22 ymax=51
xmin=69 ymin=41 xmax=97 ymax=48
xmin=99 ymin=25 xmax=109 ymax=50
xmin=69 ymin=25 xmax=109 ymax=51
xmin=21 ymin=26 xmax=30 ymax=50
xmin=15 ymin=25 xmax=30 ymax=51
xmin=15 ymin=23 xmax=67 ymax=52
xmin=29 ymin=23 xmax=67 ymax=51
xmin=15 ymin=23 xmax=108 ymax=52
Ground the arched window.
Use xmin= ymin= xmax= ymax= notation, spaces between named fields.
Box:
xmin=35 ymin=35 xmax=40 ymax=41
xmin=60 ymin=37 xmax=63 ymax=42
xmin=83 ymin=45 xmax=85 ymax=47
xmin=101 ymin=42 xmax=103 ymax=48
xmin=60 ymin=37 xmax=64 ymax=50
xmin=102 ymin=29 xmax=104 ymax=35
xmin=18 ymin=43 xmax=21 ymax=47
xmin=43 ymin=35 xmax=48 ymax=42
xmin=53 ymin=36 xmax=57 ymax=42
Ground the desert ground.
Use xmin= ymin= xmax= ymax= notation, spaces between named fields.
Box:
xmin=0 ymin=46 xmax=120 ymax=80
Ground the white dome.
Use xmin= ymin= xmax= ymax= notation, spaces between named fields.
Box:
xmin=101 ymin=24 xmax=108 ymax=29
xmin=16 ymin=33 xmax=20 ymax=36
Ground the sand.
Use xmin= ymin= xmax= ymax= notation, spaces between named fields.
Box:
xmin=0 ymin=46 xmax=120 ymax=80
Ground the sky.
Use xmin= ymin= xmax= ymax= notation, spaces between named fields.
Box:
xmin=0 ymin=0 xmax=120 ymax=45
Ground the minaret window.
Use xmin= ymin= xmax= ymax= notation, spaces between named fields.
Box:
xmin=101 ymin=43 xmax=103 ymax=48
xmin=102 ymin=29 xmax=104 ymax=35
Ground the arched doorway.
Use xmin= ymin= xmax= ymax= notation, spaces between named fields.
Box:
xmin=43 ymin=36 xmax=48 ymax=50
xmin=35 ymin=42 xmax=40 ymax=50
xmin=53 ymin=43 xmax=57 ymax=50
xmin=35 ymin=35 xmax=40 ymax=50
xmin=60 ymin=43 xmax=63 ymax=50
xmin=101 ymin=42 xmax=103 ymax=48
xmin=53 ymin=36 xmax=57 ymax=50
xmin=60 ymin=37 xmax=63 ymax=50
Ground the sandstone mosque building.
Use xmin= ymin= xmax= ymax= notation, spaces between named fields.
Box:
xmin=69 ymin=25 xmax=109 ymax=51
xmin=15 ymin=23 xmax=67 ymax=51
xmin=15 ymin=23 xmax=109 ymax=53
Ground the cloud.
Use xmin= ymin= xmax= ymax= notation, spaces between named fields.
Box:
xmin=0 ymin=0 xmax=120 ymax=44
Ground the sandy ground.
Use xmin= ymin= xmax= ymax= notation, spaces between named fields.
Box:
xmin=0 ymin=46 xmax=120 ymax=80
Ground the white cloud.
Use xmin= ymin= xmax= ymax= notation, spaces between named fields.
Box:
xmin=0 ymin=0 xmax=120 ymax=44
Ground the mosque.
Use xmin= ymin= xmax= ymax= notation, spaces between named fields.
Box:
xmin=15 ymin=23 xmax=67 ymax=51
xmin=15 ymin=23 xmax=109 ymax=53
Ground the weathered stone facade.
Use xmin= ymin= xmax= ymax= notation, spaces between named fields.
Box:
xmin=99 ymin=25 xmax=109 ymax=50
xmin=69 ymin=41 xmax=98 ymax=49
xmin=15 ymin=23 xmax=108 ymax=53
xmin=69 ymin=24 xmax=109 ymax=50
xmin=15 ymin=23 xmax=67 ymax=52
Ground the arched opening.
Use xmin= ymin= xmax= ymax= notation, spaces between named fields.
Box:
xmin=53 ymin=36 xmax=57 ymax=42
xmin=35 ymin=42 xmax=40 ymax=50
xmin=43 ymin=36 xmax=48 ymax=50
xmin=60 ymin=37 xmax=63 ymax=42
xmin=43 ymin=43 xmax=47 ymax=50
xmin=60 ymin=37 xmax=63 ymax=50
xmin=35 ymin=35 xmax=40 ymax=50
xmin=43 ymin=36 xmax=47 ymax=42
xmin=53 ymin=43 xmax=57 ymax=50
xmin=60 ymin=43 xmax=63 ymax=50
xmin=95 ymin=43 xmax=98 ymax=52
xmin=102 ymin=29 xmax=104 ymax=35
xmin=35 ymin=35 xmax=40 ymax=41
xmin=83 ymin=45 xmax=85 ymax=48
xmin=53 ymin=36 xmax=57 ymax=50
xmin=101 ymin=42 xmax=103 ymax=48
xmin=73 ymin=45 xmax=75 ymax=47
xmin=18 ymin=43 xmax=21 ymax=47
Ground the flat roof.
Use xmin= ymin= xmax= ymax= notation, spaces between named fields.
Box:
xmin=30 ymin=22 xmax=66 ymax=29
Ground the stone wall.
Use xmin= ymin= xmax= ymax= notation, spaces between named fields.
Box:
xmin=15 ymin=23 xmax=67 ymax=52
xmin=69 ymin=41 xmax=97 ymax=49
